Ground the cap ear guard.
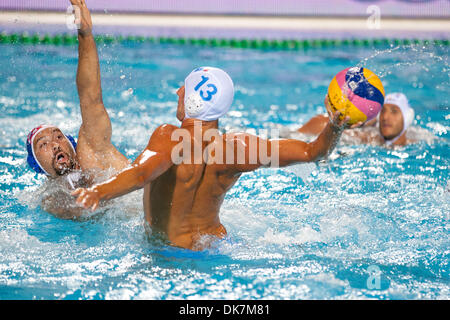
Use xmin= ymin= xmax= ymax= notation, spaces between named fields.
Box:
xmin=185 ymin=93 xmax=205 ymax=117
xmin=403 ymin=107 xmax=415 ymax=131
xmin=26 ymin=142 xmax=45 ymax=174
xmin=66 ymin=134 xmax=77 ymax=151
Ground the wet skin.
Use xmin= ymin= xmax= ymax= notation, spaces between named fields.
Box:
xmin=37 ymin=0 xmax=129 ymax=218
xmin=379 ymin=103 xmax=404 ymax=141
xmin=297 ymin=101 xmax=407 ymax=146
xmin=33 ymin=127 xmax=78 ymax=176
xmin=73 ymin=86 xmax=357 ymax=250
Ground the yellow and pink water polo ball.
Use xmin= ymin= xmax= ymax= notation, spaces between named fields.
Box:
xmin=327 ymin=67 xmax=385 ymax=125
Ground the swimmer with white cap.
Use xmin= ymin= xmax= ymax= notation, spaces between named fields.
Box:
xmin=297 ymin=92 xmax=415 ymax=146
xmin=379 ymin=93 xmax=415 ymax=146
xmin=26 ymin=0 xmax=128 ymax=219
xmin=72 ymin=66 xmax=360 ymax=250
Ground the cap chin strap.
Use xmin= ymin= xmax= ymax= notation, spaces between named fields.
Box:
xmin=65 ymin=170 xmax=81 ymax=189
xmin=383 ymin=132 xmax=404 ymax=146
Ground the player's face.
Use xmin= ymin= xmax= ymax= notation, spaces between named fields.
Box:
xmin=379 ymin=104 xmax=404 ymax=140
xmin=33 ymin=128 xmax=76 ymax=177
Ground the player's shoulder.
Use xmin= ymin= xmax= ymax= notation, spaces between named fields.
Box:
xmin=153 ymin=124 xmax=179 ymax=136
xmin=150 ymin=124 xmax=180 ymax=142
xmin=147 ymin=124 xmax=180 ymax=150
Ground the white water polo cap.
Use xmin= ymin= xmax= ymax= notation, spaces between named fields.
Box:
xmin=184 ymin=67 xmax=234 ymax=121
xmin=382 ymin=92 xmax=415 ymax=145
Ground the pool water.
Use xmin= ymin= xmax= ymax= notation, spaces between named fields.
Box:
xmin=0 ymin=41 xmax=448 ymax=299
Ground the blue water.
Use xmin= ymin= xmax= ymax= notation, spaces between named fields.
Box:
xmin=0 ymin=41 xmax=449 ymax=299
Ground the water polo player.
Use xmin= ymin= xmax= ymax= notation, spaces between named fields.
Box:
xmin=72 ymin=66 xmax=362 ymax=250
xmin=295 ymin=67 xmax=414 ymax=147
xmin=26 ymin=0 xmax=129 ymax=218
xmin=297 ymin=92 xmax=415 ymax=146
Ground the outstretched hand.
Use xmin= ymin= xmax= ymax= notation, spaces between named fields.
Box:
xmin=325 ymin=95 xmax=364 ymax=130
xmin=71 ymin=187 xmax=100 ymax=212
xmin=69 ymin=0 xmax=93 ymax=36
xmin=330 ymin=110 xmax=364 ymax=130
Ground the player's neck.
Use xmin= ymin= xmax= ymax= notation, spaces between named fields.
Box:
xmin=181 ymin=119 xmax=219 ymax=131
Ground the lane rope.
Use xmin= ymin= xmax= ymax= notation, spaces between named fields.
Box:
xmin=0 ymin=32 xmax=448 ymax=49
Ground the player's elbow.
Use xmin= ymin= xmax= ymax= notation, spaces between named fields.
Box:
xmin=136 ymin=174 xmax=147 ymax=189
xmin=130 ymin=165 xmax=148 ymax=189
xmin=304 ymin=143 xmax=326 ymax=163
xmin=133 ymin=157 xmax=168 ymax=188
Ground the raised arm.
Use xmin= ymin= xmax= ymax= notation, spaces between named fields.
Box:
xmin=70 ymin=0 xmax=111 ymax=148
xmin=71 ymin=125 xmax=176 ymax=211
